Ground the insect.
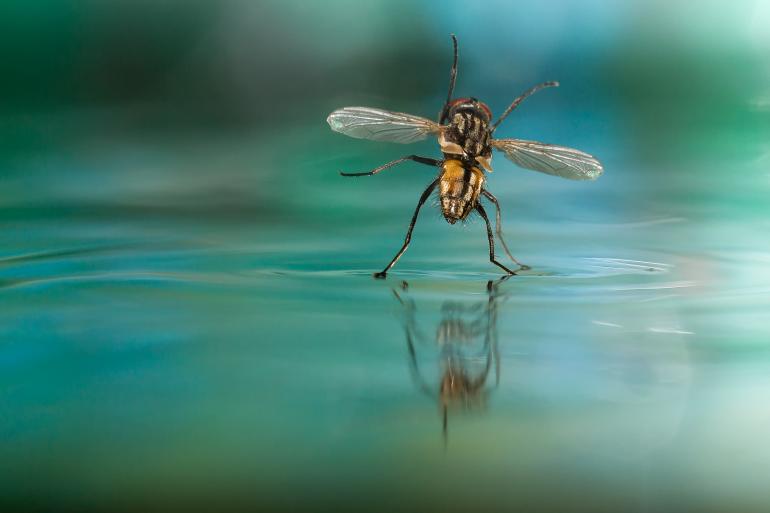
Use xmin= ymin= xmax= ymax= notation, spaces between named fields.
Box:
xmin=327 ymin=35 xmax=603 ymax=278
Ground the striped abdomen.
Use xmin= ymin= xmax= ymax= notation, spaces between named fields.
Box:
xmin=439 ymin=159 xmax=485 ymax=224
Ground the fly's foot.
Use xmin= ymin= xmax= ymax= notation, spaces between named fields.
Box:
xmin=373 ymin=271 xmax=388 ymax=279
xmin=491 ymin=258 xmax=517 ymax=276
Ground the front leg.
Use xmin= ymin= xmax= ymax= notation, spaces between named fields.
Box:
xmin=341 ymin=155 xmax=441 ymax=177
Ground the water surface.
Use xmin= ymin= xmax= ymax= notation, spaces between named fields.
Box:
xmin=2 ymin=109 xmax=770 ymax=512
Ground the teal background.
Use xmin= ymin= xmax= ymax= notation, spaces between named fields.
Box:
xmin=1 ymin=1 xmax=770 ymax=511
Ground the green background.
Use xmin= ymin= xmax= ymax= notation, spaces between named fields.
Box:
xmin=1 ymin=1 xmax=769 ymax=511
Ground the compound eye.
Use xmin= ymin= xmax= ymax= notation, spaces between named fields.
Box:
xmin=448 ymin=97 xmax=472 ymax=112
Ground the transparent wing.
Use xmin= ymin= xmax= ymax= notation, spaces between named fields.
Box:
xmin=492 ymin=139 xmax=603 ymax=180
xmin=326 ymin=107 xmax=442 ymax=144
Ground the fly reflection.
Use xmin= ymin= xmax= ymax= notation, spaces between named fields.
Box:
xmin=393 ymin=278 xmax=509 ymax=443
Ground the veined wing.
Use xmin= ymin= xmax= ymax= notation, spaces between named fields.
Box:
xmin=326 ymin=107 xmax=442 ymax=144
xmin=492 ymin=139 xmax=603 ymax=180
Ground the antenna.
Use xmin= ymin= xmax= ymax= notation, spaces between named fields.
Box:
xmin=439 ymin=34 xmax=459 ymax=124
xmin=491 ymin=81 xmax=559 ymax=132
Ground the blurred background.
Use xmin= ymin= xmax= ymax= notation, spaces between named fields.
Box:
xmin=1 ymin=0 xmax=769 ymax=512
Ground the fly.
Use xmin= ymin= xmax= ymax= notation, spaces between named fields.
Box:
xmin=327 ymin=35 xmax=603 ymax=278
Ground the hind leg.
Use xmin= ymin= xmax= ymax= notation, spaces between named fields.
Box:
xmin=476 ymin=204 xmax=516 ymax=276
xmin=481 ymin=190 xmax=529 ymax=270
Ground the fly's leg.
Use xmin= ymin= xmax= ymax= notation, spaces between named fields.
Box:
xmin=340 ymin=155 xmax=441 ymax=177
xmin=481 ymin=190 xmax=530 ymax=270
xmin=439 ymin=34 xmax=459 ymax=124
xmin=374 ymin=179 xmax=439 ymax=279
xmin=476 ymin=203 xmax=516 ymax=276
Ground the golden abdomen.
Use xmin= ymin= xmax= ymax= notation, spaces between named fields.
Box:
xmin=439 ymin=159 xmax=485 ymax=224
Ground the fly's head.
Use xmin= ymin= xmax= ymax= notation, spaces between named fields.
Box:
xmin=446 ymin=97 xmax=492 ymax=124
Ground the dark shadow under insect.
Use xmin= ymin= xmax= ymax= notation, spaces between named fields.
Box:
xmin=327 ymin=35 xmax=603 ymax=278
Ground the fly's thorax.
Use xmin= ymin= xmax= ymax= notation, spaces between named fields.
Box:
xmin=440 ymin=99 xmax=493 ymax=161
xmin=440 ymin=111 xmax=492 ymax=160
xmin=439 ymin=159 xmax=485 ymax=224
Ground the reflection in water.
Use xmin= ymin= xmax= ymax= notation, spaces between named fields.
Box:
xmin=393 ymin=278 xmax=509 ymax=444
xmin=391 ymin=276 xmax=695 ymax=459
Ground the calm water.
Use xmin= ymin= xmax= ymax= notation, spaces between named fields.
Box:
xmin=1 ymin=115 xmax=769 ymax=512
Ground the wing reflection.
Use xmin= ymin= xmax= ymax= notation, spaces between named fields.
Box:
xmin=393 ymin=278 xmax=509 ymax=445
